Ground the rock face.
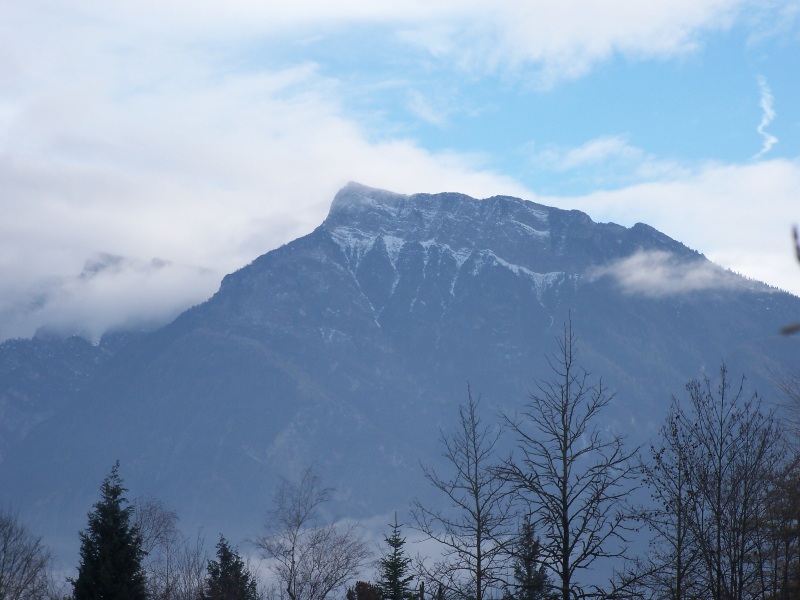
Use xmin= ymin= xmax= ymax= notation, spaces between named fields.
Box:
xmin=1 ymin=182 xmax=798 ymax=560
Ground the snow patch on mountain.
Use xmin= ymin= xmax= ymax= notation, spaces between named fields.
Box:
xmin=383 ymin=236 xmax=405 ymax=264
xmin=420 ymin=240 xmax=473 ymax=269
xmin=513 ymin=219 xmax=550 ymax=239
xmin=465 ymin=249 xmax=563 ymax=299
xmin=328 ymin=226 xmax=376 ymax=264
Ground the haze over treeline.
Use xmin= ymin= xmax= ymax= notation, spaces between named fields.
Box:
xmin=4 ymin=340 xmax=800 ymax=600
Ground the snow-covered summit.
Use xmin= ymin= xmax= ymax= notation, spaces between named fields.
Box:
xmin=322 ymin=182 xmax=553 ymax=275
xmin=325 ymin=182 xmax=550 ymax=243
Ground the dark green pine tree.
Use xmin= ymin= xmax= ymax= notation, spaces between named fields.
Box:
xmin=73 ymin=460 xmax=148 ymax=600
xmin=346 ymin=581 xmax=383 ymax=600
xmin=200 ymin=535 xmax=259 ymax=600
xmin=378 ymin=515 xmax=414 ymax=600
xmin=504 ymin=517 xmax=553 ymax=600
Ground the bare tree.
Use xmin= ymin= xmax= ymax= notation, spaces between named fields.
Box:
xmin=0 ymin=507 xmax=53 ymax=600
xmin=255 ymin=468 xmax=371 ymax=600
xmin=636 ymin=400 xmax=705 ymax=600
xmin=679 ymin=366 xmax=784 ymax=600
xmin=135 ymin=495 xmax=180 ymax=558
xmin=173 ymin=530 xmax=209 ymax=600
xmin=498 ymin=322 xmax=639 ymax=600
xmin=767 ymin=374 xmax=800 ymax=598
xmin=759 ymin=456 xmax=800 ymax=600
xmin=411 ymin=390 xmax=514 ymax=600
xmin=776 ymin=371 xmax=800 ymax=442
xmin=133 ymin=496 xmax=208 ymax=600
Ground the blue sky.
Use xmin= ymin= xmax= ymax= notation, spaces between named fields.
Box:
xmin=0 ymin=1 xmax=798 ymax=340
xmin=321 ymin=18 xmax=797 ymax=167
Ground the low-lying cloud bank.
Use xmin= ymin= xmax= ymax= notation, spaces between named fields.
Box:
xmin=544 ymin=158 xmax=800 ymax=299
xmin=587 ymin=250 xmax=765 ymax=297
xmin=0 ymin=254 xmax=220 ymax=342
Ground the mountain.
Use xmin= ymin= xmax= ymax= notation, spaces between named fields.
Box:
xmin=1 ymin=182 xmax=798 ymax=562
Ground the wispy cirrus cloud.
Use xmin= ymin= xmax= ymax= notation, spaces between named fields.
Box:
xmin=530 ymin=136 xmax=688 ymax=188
xmin=406 ymin=90 xmax=450 ymax=127
xmin=753 ymin=75 xmax=778 ymax=159
xmin=542 ymin=136 xmax=644 ymax=170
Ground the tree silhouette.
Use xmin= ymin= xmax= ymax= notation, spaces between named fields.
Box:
xmin=504 ymin=517 xmax=553 ymax=600
xmin=412 ymin=391 xmax=513 ymax=600
xmin=499 ymin=322 xmax=638 ymax=600
xmin=200 ymin=535 xmax=259 ymax=600
xmin=255 ymin=468 xmax=370 ymax=600
xmin=73 ymin=461 xmax=147 ymax=600
xmin=378 ymin=515 xmax=414 ymax=600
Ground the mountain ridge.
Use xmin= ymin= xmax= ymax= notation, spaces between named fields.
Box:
xmin=321 ymin=182 xmax=700 ymax=276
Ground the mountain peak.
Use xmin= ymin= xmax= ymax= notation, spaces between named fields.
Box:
xmin=328 ymin=182 xmax=408 ymax=213
xmin=324 ymin=182 xmax=479 ymax=233
xmin=322 ymin=183 xmax=552 ymax=264
xmin=320 ymin=183 xmax=695 ymax=279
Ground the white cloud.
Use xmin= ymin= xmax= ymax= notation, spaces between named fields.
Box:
xmin=0 ymin=10 xmax=530 ymax=341
xmin=588 ymin=250 xmax=747 ymax=296
xmin=0 ymin=253 xmax=219 ymax=341
xmin=2 ymin=0 xmax=760 ymax=88
xmin=753 ymin=75 xmax=778 ymax=159
xmin=411 ymin=0 xmax=746 ymax=87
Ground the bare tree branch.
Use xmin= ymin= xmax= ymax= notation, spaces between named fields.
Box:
xmin=498 ymin=321 xmax=639 ymax=600
xmin=133 ymin=495 xmax=208 ymax=600
xmin=679 ymin=366 xmax=785 ymax=600
xmin=411 ymin=389 xmax=514 ymax=600
xmin=0 ymin=507 xmax=53 ymax=600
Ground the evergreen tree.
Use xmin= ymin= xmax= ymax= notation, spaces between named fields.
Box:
xmin=504 ymin=517 xmax=552 ymax=600
xmin=200 ymin=535 xmax=259 ymax=600
xmin=378 ymin=515 xmax=413 ymax=600
xmin=346 ymin=581 xmax=382 ymax=600
xmin=73 ymin=461 xmax=148 ymax=600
